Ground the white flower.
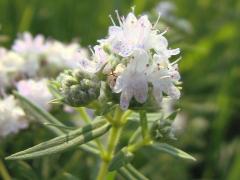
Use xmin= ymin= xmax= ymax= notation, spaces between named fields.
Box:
xmin=101 ymin=11 xmax=179 ymax=58
xmin=77 ymin=45 xmax=109 ymax=73
xmin=0 ymin=48 xmax=25 ymax=88
xmin=114 ymin=49 xmax=149 ymax=109
xmin=148 ymin=55 xmax=181 ymax=104
xmin=12 ymin=32 xmax=47 ymax=56
xmin=0 ymin=50 xmax=25 ymax=72
xmin=100 ymin=11 xmax=181 ymax=109
xmin=12 ymin=32 xmax=48 ymax=76
xmin=0 ymin=95 xmax=28 ymax=137
xmin=16 ymin=79 xmax=53 ymax=110
xmin=45 ymin=40 xmax=89 ymax=69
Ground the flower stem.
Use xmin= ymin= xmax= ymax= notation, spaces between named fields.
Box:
xmin=0 ymin=159 xmax=11 ymax=180
xmin=139 ymin=110 xmax=149 ymax=140
xmin=97 ymin=126 xmax=122 ymax=180
xmin=96 ymin=107 xmax=127 ymax=180
xmin=78 ymin=107 xmax=105 ymax=153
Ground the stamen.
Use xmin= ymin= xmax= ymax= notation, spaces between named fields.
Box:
xmin=153 ymin=12 xmax=161 ymax=29
xmin=109 ymin=14 xmax=116 ymax=26
xmin=115 ymin=10 xmax=122 ymax=26
xmin=160 ymin=28 xmax=168 ymax=36
xmin=88 ymin=45 xmax=94 ymax=55
xmin=159 ymin=75 xmax=171 ymax=80
xmin=171 ymin=57 xmax=182 ymax=65
xmin=131 ymin=6 xmax=135 ymax=13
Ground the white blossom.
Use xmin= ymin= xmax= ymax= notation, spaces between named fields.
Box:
xmin=12 ymin=32 xmax=48 ymax=76
xmin=16 ymin=79 xmax=53 ymax=110
xmin=0 ymin=48 xmax=25 ymax=88
xmin=101 ymin=11 xmax=179 ymax=58
xmin=77 ymin=45 xmax=109 ymax=73
xmin=0 ymin=95 xmax=28 ymax=137
xmin=100 ymin=11 xmax=182 ymax=109
xmin=114 ymin=49 xmax=149 ymax=109
xmin=148 ymin=55 xmax=181 ymax=104
xmin=12 ymin=32 xmax=47 ymax=56
xmin=45 ymin=40 xmax=89 ymax=69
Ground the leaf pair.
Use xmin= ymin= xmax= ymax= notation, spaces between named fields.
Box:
xmin=13 ymin=91 xmax=101 ymax=155
xmin=118 ymin=164 xmax=149 ymax=180
xmin=152 ymin=143 xmax=196 ymax=161
xmin=6 ymin=119 xmax=111 ymax=160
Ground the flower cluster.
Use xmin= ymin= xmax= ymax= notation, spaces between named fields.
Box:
xmin=0 ymin=96 xmax=27 ymax=137
xmin=77 ymin=11 xmax=181 ymax=110
xmin=16 ymin=79 xmax=53 ymax=110
xmin=0 ymin=32 xmax=88 ymax=137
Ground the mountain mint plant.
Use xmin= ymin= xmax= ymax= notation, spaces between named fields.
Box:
xmin=6 ymin=10 xmax=195 ymax=179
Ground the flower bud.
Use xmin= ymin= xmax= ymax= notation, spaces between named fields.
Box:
xmin=150 ymin=119 xmax=176 ymax=142
xmin=56 ymin=69 xmax=101 ymax=107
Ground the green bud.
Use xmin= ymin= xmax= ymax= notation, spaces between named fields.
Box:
xmin=56 ymin=69 xmax=101 ymax=107
xmin=150 ymin=119 xmax=176 ymax=142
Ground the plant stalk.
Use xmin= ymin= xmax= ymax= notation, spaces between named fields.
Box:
xmin=0 ymin=159 xmax=11 ymax=180
xmin=96 ymin=107 xmax=127 ymax=180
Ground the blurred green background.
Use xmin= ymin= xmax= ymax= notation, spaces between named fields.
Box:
xmin=0 ymin=0 xmax=240 ymax=179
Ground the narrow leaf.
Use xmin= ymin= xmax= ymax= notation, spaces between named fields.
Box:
xmin=128 ymin=128 xmax=141 ymax=145
xmin=165 ymin=109 xmax=181 ymax=121
xmin=152 ymin=143 xmax=196 ymax=161
xmin=6 ymin=124 xmax=111 ymax=160
xmin=109 ymin=148 xmax=134 ymax=171
xmin=14 ymin=91 xmax=64 ymax=134
xmin=118 ymin=167 xmax=136 ymax=180
xmin=8 ymin=118 xmax=106 ymax=157
xmin=125 ymin=164 xmax=149 ymax=180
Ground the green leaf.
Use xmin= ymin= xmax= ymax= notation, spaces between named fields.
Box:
xmin=43 ymin=123 xmax=77 ymax=131
xmin=118 ymin=167 xmax=136 ymax=180
xmin=128 ymin=112 xmax=163 ymax=123
xmin=62 ymin=172 xmax=79 ymax=180
xmin=14 ymin=91 xmax=101 ymax=156
xmin=125 ymin=164 xmax=149 ymax=180
xmin=14 ymin=91 xmax=65 ymax=134
xmin=47 ymin=81 xmax=63 ymax=100
xmin=95 ymin=102 xmax=118 ymax=116
xmin=128 ymin=127 xmax=141 ymax=145
xmin=6 ymin=123 xmax=111 ymax=160
xmin=152 ymin=143 xmax=196 ymax=161
xmin=165 ymin=109 xmax=181 ymax=121
xmin=109 ymin=148 xmax=134 ymax=171
xmin=9 ymin=118 xmax=106 ymax=157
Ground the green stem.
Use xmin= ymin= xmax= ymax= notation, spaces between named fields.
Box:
xmin=78 ymin=107 xmax=105 ymax=153
xmin=128 ymin=140 xmax=148 ymax=152
xmin=96 ymin=107 xmax=126 ymax=180
xmin=97 ymin=126 xmax=122 ymax=180
xmin=0 ymin=160 xmax=11 ymax=180
xmin=139 ymin=110 xmax=149 ymax=140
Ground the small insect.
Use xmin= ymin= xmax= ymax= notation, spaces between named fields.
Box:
xmin=108 ymin=69 xmax=118 ymax=88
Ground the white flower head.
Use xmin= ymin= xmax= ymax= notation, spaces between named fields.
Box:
xmin=148 ymin=55 xmax=181 ymax=104
xmin=0 ymin=95 xmax=28 ymax=137
xmin=45 ymin=40 xmax=89 ymax=69
xmin=114 ymin=49 xmax=149 ymax=110
xmin=12 ymin=32 xmax=47 ymax=56
xmin=77 ymin=44 xmax=109 ymax=73
xmin=16 ymin=79 xmax=53 ymax=110
xmin=99 ymin=10 xmax=181 ymax=110
xmin=0 ymin=48 xmax=25 ymax=88
xmin=12 ymin=32 xmax=48 ymax=76
xmin=101 ymin=10 xmax=180 ymax=58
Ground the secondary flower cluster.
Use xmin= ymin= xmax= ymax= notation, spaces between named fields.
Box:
xmin=76 ymin=11 xmax=181 ymax=110
xmin=0 ymin=32 xmax=87 ymax=137
xmin=0 ymin=96 xmax=28 ymax=137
